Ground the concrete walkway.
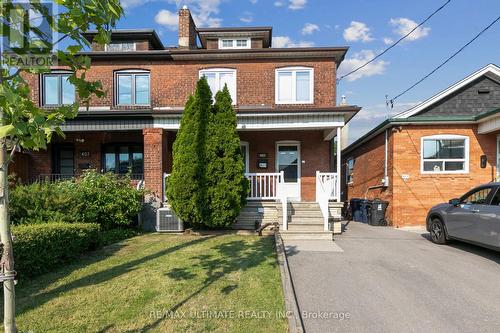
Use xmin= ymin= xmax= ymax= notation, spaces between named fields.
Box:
xmin=285 ymin=221 xmax=500 ymax=333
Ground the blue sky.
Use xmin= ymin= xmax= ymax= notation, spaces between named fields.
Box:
xmin=117 ymin=0 xmax=500 ymax=143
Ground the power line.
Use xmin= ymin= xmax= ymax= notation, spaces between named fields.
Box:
xmin=337 ymin=0 xmax=453 ymax=82
xmin=390 ymin=15 xmax=500 ymax=104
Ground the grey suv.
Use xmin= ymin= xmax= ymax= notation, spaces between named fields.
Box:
xmin=426 ymin=184 xmax=500 ymax=251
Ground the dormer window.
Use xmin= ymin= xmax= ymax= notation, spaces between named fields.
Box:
xmin=218 ymin=38 xmax=250 ymax=49
xmin=105 ymin=42 xmax=136 ymax=52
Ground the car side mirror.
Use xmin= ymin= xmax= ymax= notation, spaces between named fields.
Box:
xmin=449 ymin=198 xmax=460 ymax=206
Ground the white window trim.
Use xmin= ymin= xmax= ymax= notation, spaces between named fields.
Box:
xmin=41 ymin=70 xmax=75 ymax=107
xmin=275 ymin=66 xmax=314 ymax=105
xmin=114 ymin=70 xmax=150 ymax=106
xmin=218 ymin=37 xmax=251 ymax=49
xmin=105 ymin=42 xmax=137 ymax=52
xmin=199 ymin=68 xmax=237 ymax=105
xmin=346 ymin=158 xmax=355 ymax=184
xmin=240 ymin=141 xmax=249 ymax=173
xmin=420 ymin=134 xmax=470 ymax=174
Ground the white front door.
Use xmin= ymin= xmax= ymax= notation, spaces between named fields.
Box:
xmin=276 ymin=142 xmax=301 ymax=201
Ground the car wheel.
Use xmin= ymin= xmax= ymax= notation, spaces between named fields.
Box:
xmin=429 ymin=218 xmax=447 ymax=244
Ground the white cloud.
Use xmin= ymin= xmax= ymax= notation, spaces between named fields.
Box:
xmin=272 ymin=36 xmax=314 ymax=48
xmin=343 ymin=21 xmax=373 ymax=43
xmin=274 ymin=1 xmax=285 ymax=7
xmin=240 ymin=12 xmax=253 ymax=23
xmin=337 ymin=50 xmax=388 ymax=81
xmin=153 ymin=1 xmax=224 ymax=28
xmin=155 ymin=9 xmax=178 ymax=30
xmin=383 ymin=37 xmax=393 ymax=45
xmin=289 ymin=0 xmax=307 ymax=10
xmin=390 ymin=17 xmax=430 ymax=41
xmin=301 ymin=23 xmax=319 ymax=35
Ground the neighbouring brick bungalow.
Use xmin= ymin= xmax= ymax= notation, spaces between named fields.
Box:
xmin=342 ymin=64 xmax=500 ymax=227
xmin=11 ymin=7 xmax=361 ymax=236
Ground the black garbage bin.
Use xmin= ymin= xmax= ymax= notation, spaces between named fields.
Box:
xmin=350 ymin=198 xmax=362 ymax=222
xmin=369 ymin=199 xmax=389 ymax=226
xmin=351 ymin=198 xmax=371 ymax=223
xmin=359 ymin=199 xmax=371 ymax=224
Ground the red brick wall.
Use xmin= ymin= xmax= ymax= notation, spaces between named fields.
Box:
xmin=240 ymin=130 xmax=331 ymax=201
xmin=392 ymin=124 xmax=496 ymax=227
xmin=143 ymin=128 xmax=166 ymax=199
xmin=343 ymin=130 xmax=394 ymax=223
xmin=343 ymin=124 xmax=497 ymax=227
xmin=26 ymin=59 xmax=336 ymax=110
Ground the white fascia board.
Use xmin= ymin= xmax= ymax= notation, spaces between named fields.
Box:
xmin=393 ymin=64 xmax=500 ymax=119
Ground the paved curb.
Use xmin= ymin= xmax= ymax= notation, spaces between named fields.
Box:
xmin=274 ymin=232 xmax=304 ymax=333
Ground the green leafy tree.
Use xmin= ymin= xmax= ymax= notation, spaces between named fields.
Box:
xmin=0 ymin=1 xmax=123 ymax=331
xmin=205 ymin=86 xmax=248 ymax=227
xmin=167 ymin=77 xmax=212 ymax=226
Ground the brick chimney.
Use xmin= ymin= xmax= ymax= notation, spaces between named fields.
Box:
xmin=178 ymin=6 xmax=197 ymax=49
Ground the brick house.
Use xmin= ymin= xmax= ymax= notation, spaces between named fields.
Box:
xmin=342 ymin=64 xmax=500 ymax=227
xmin=12 ymin=7 xmax=360 ymax=236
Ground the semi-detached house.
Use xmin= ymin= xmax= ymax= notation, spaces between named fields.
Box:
xmin=13 ymin=7 xmax=360 ymax=236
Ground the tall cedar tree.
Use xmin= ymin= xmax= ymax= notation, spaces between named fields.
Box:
xmin=205 ymin=86 xmax=248 ymax=227
xmin=167 ymin=78 xmax=212 ymax=226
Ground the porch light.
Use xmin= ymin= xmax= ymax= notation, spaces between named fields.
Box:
xmin=75 ymin=138 xmax=85 ymax=143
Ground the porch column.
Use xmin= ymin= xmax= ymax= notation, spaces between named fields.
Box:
xmin=336 ymin=127 xmax=341 ymax=202
xmin=143 ymin=128 xmax=166 ymax=201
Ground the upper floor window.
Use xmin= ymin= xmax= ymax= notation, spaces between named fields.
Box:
xmin=105 ymin=42 xmax=136 ymax=52
xmin=275 ymin=67 xmax=313 ymax=104
xmin=421 ymin=135 xmax=469 ymax=174
xmin=41 ymin=72 xmax=75 ymax=106
xmin=218 ymin=38 xmax=250 ymax=49
xmin=199 ymin=68 xmax=237 ymax=104
xmin=115 ymin=70 xmax=150 ymax=106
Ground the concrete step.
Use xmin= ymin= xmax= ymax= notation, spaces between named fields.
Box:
xmin=289 ymin=211 xmax=323 ymax=218
xmin=289 ymin=216 xmax=324 ymax=224
xmin=286 ymin=223 xmax=325 ymax=232
xmin=280 ymin=230 xmax=332 ymax=240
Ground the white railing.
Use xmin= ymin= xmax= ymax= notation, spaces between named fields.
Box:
xmin=163 ymin=171 xmax=289 ymax=229
xmin=245 ymin=172 xmax=282 ymax=200
xmin=316 ymin=172 xmax=338 ymax=231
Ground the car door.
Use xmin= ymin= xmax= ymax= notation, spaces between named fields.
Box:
xmin=446 ymin=187 xmax=494 ymax=241
xmin=473 ymin=186 xmax=500 ymax=248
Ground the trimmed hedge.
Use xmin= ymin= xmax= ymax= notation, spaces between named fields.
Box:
xmin=13 ymin=223 xmax=100 ymax=278
xmin=10 ymin=171 xmax=144 ymax=229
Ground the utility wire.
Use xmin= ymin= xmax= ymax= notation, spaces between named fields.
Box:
xmin=337 ymin=0 xmax=453 ymax=82
xmin=390 ymin=15 xmax=500 ymax=105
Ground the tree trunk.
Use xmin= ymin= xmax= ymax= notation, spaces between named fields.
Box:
xmin=0 ymin=139 xmax=16 ymax=333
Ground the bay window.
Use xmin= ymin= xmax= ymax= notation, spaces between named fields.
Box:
xmin=421 ymin=135 xmax=469 ymax=174
xmin=41 ymin=72 xmax=75 ymax=106
xmin=275 ymin=67 xmax=313 ymax=104
xmin=115 ymin=70 xmax=150 ymax=106
xmin=199 ymin=68 xmax=237 ymax=104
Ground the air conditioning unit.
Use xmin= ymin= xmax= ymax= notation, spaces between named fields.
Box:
xmin=156 ymin=206 xmax=183 ymax=232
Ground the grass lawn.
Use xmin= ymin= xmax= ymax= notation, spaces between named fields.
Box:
xmin=11 ymin=233 xmax=287 ymax=333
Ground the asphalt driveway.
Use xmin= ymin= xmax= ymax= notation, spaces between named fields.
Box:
xmin=285 ymin=221 xmax=500 ymax=333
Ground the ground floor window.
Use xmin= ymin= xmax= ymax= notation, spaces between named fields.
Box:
xmin=421 ymin=135 xmax=469 ymax=174
xmin=103 ymin=144 xmax=143 ymax=175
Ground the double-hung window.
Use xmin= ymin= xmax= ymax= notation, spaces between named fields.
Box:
xmin=199 ymin=68 xmax=237 ymax=104
xmin=421 ymin=135 xmax=469 ymax=174
xmin=115 ymin=70 xmax=150 ymax=106
xmin=275 ymin=67 xmax=313 ymax=104
xmin=41 ymin=72 xmax=75 ymax=106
